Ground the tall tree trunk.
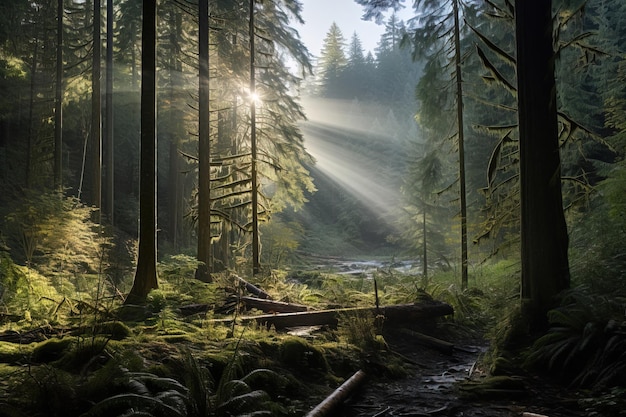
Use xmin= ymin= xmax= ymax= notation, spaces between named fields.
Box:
xmin=250 ymin=0 xmax=260 ymax=275
xmin=166 ymin=8 xmax=183 ymax=251
xmin=516 ymin=0 xmax=570 ymax=328
xmin=168 ymin=140 xmax=181 ymax=248
xmin=92 ymin=0 xmax=102 ymax=210
xmin=453 ymin=0 xmax=468 ymax=290
xmin=54 ymin=0 xmax=64 ymax=192
xmin=196 ymin=0 xmax=212 ymax=282
xmin=27 ymin=35 xmax=39 ymax=189
xmin=126 ymin=0 xmax=158 ymax=304
xmin=105 ymin=0 xmax=114 ymax=223
xmin=422 ymin=208 xmax=428 ymax=283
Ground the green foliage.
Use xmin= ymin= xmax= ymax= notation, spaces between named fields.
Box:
xmin=338 ymin=311 xmax=385 ymax=352
xmin=1 ymin=193 xmax=108 ymax=300
xmin=260 ymin=219 xmax=303 ymax=269
xmin=568 ymin=172 xmax=626 ymax=294
xmin=526 ymin=287 xmax=626 ymax=388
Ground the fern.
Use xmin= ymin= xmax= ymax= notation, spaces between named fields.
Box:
xmin=81 ymin=371 xmax=189 ymax=417
xmin=526 ymin=287 xmax=626 ymax=388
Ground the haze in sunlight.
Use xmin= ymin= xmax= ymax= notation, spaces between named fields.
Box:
xmin=300 ymin=96 xmax=406 ymax=230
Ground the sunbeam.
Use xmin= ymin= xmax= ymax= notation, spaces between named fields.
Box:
xmin=301 ymin=96 xmax=406 ymax=230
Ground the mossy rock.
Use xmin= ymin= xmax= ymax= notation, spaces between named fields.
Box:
xmin=279 ymin=337 xmax=328 ymax=371
xmin=31 ymin=337 xmax=74 ymax=363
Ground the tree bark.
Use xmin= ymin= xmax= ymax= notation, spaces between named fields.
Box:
xmin=453 ymin=0 xmax=468 ymax=291
xmin=305 ymin=370 xmax=367 ymax=417
xmin=54 ymin=0 xmax=64 ymax=192
xmin=196 ymin=0 xmax=212 ymax=282
xmin=249 ymin=0 xmax=261 ymax=275
xmin=105 ymin=0 xmax=114 ymax=223
xmin=516 ymin=0 xmax=570 ymax=327
xmin=234 ymin=274 xmax=272 ymax=299
xmin=126 ymin=0 xmax=158 ymax=304
xmin=92 ymin=0 xmax=102 ymax=210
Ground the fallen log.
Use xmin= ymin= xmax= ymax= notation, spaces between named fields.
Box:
xmin=178 ymin=303 xmax=211 ymax=316
xmin=305 ymin=370 xmax=367 ymax=417
xmin=213 ymin=300 xmax=453 ymax=329
xmin=239 ymin=296 xmax=309 ymax=313
xmin=179 ymin=296 xmax=308 ymax=317
xmin=233 ymin=274 xmax=272 ymax=299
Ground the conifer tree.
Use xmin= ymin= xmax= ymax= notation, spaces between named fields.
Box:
xmin=316 ymin=22 xmax=348 ymax=98
xmin=342 ymin=32 xmax=370 ymax=99
xmin=126 ymin=0 xmax=158 ymax=304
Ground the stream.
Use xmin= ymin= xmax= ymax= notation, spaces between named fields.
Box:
xmin=344 ymin=338 xmax=492 ymax=417
xmin=341 ymin=332 xmax=588 ymax=417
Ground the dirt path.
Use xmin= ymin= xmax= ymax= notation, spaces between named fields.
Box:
xmin=341 ymin=330 xmax=587 ymax=417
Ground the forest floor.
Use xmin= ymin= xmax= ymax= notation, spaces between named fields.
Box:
xmin=339 ymin=328 xmax=591 ymax=417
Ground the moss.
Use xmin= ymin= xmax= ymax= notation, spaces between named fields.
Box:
xmin=279 ymin=337 xmax=328 ymax=372
xmin=73 ymin=321 xmax=132 ymax=340
xmin=55 ymin=337 xmax=112 ymax=372
xmin=0 ymin=341 xmax=32 ymax=363
xmin=31 ymin=337 xmax=74 ymax=363
xmin=159 ymin=334 xmax=193 ymax=344
xmin=101 ymin=321 xmax=133 ymax=340
xmin=490 ymin=356 xmax=517 ymax=376
xmin=115 ymin=304 xmax=154 ymax=322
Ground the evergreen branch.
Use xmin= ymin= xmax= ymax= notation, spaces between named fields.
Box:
xmin=467 ymin=21 xmax=515 ymax=66
xmin=475 ymin=45 xmax=517 ymax=94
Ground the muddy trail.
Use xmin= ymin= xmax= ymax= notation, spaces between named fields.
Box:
xmin=337 ymin=329 xmax=588 ymax=417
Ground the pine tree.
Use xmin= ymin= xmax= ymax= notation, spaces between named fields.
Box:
xmin=341 ymin=32 xmax=371 ymax=99
xmin=316 ymin=22 xmax=348 ymax=98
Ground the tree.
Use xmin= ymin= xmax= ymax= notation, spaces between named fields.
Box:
xmin=357 ymin=0 xmax=570 ymax=309
xmin=516 ymin=0 xmax=570 ymax=326
xmin=126 ymin=0 xmax=158 ymax=304
xmin=196 ymin=0 xmax=211 ymax=282
xmin=316 ymin=22 xmax=348 ymax=97
xmin=91 ymin=0 xmax=102 ymax=210
xmin=105 ymin=0 xmax=114 ymax=223
xmin=54 ymin=0 xmax=64 ymax=192
xmin=192 ymin=0 xmax=313 ymax=274
xmin=249 ymin=0 xmax=260 ymax=275
xmin=405 ymin=0 xmax=469 ymax=289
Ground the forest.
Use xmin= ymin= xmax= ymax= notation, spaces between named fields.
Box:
xmin=0 ymin=0 xmax=625 ymax=415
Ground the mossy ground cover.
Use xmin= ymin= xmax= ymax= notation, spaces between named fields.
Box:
xmin=1 ymin=255 xmax=621 ymax=416
xmin=1 ymin=258 xmax=441 ymax=416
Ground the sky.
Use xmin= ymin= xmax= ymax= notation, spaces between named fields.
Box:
xmin=295 ymin=0 xmax=411 ymax=59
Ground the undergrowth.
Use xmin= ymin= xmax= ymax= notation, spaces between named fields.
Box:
xmin=526 ymin=287 xmax=626 ymax=388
